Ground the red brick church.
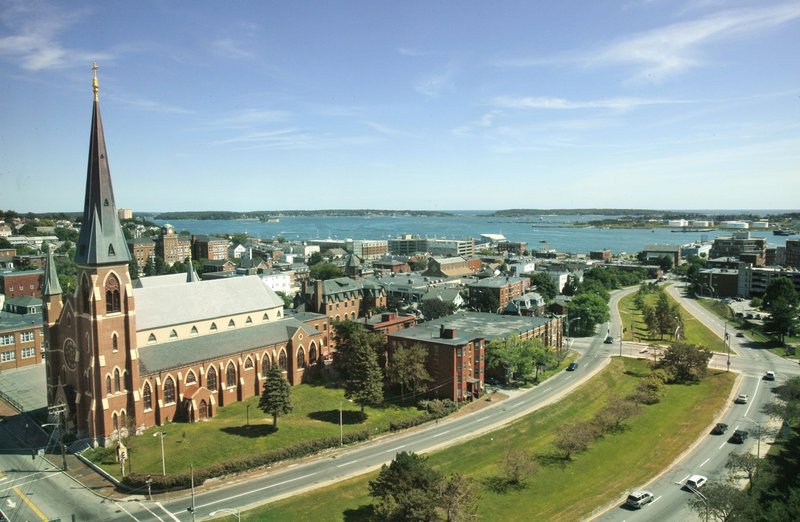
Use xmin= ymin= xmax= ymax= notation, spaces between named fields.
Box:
xmin=43 ymin=66 xmax=330 ymax=446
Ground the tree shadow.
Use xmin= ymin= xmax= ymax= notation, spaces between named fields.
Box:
xmin=535 ymin=451 xmax=569 ymax=469
xmin=219 ymin=424 xmax=276 ymax=438
xmin=480 ymin=475 xmax=526 ymax=494
xmin=308 ymin=410 xmax=364 ymax=425
xmin=623 ymin=369 xmax=652 ymax=378
xmin=342 ymin=504 xmax=375 ymax=521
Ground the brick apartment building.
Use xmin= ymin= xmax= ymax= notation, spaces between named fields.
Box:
xmin=468 ymin=276 xmax=529 ymax=311
xmin=0 ymin=269 xmax=45 ymax=298
xmin=0 ymin=296 xmax=44 ymax=371
xmin=127 ymin=238 xmax=156 ymax=270
xmin=156 ymin=224 xmax=191 ymax=265
xmin=192 ymin=235 xmax=229 ymax=261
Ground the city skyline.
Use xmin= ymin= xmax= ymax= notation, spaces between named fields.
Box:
xmin=2 ymin=0 xmax=800 ymax=213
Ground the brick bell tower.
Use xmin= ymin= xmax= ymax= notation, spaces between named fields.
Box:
xmin=45 ymin=64 xmax=142 ymax=446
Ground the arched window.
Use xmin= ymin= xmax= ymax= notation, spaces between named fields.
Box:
xmin=210 ymin=322 xmax=218 ymax=332
xmin=112 ymin=333 xmax=118 ymax=352
xmin=164 ymin=377 xmax=176 ymax=404
xmin=120 ymin=411 xmax=127 ymax=430
xmin=277 ymin=310 xmax=282 ymax=318
xmin=123 ymin=371 xmax=130 ymax=390
xmin=106 ymin=375 xmax=112 ymax=395
xmin=261 ymin=354 xmax=270 ymax=376
xmin=148 ymin=333 xmax=156 ymax=344
xmin=143 ymin=382 xmax=152 ymax=411
xmin=114 ymin=368 xmax=121 ymax=392
xmin=278 ymin=350 xmax=287 ymax=371
xmin=185 ymin=371 xmax=197 ymax=385
xmin=207 ymin=366 xmax=217 ymax=391
xmin=263 ymin=313 xmax=269 ymax=320
xmin=170 ymin=329 xmax=178 ymax=339
xmin=226 ymin=362 xmax=236 ymax=387
xmin=244 ymin=357 xmax=254 ymax=369
xmin=246 ymin=316 xmax=253 ymax=324
xmin=108 ymin=244 xmax=115 ymax=257
xmin=228 ymin=319 xmax=235 ymax=328
xmin=351 ymin=312 xmax=356 ymax=320
xmin=191 ymin=326 xmax=198 ymax=336
xmin=199 ymin=400 xmax=208 ymax=420
xmin=105 ymin=274 xmax=121 ymax=314
xmin=297 ymin=347 xmax=306 ymax=369
xmin=112 ymin=412 xmax=119 ymax=431
xmin=309 ymin=344 xmax=317 ymax=364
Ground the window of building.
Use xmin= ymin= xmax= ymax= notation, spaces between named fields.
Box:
xmin=164 ymin=377 xmax=176 ymax=404
xmin=81 ymin=277 xmax=91 ymax=313
xmin=297 ymin=348 xmax=306 ymax=369
xmin=120 ymin=411 xmax=127 ymax=430
xmin=0 ymin=334 xmax=13 ymax=346
xmin=112 ymin=412 xmax=119 ymax=431
xmin=210 ymin=322 xmax=218 ymax=331
xmin=20 ymin=331 xmax=34 ymax=342
xmin=261 ymin=354 xmax=270 ymax=376
xmin=277 ymin=310 xmax=281 ymax=318
xmin=185 ymin=371 xmax=197 ymax=385
xmin=114 ymin=369 xmax=121 ymax=392
xmin=106 ymin=375 xmax=112 ymax=395
xmin=245 ymin=316 xmax=253 ymax=324
xmin=263 ymin=313 xmax=269 ymax=320
xmin=123 ymin=371 xmax=130 ymax=390
xmin=1 ymin=350 xmax=15 ymax=362
xmin=207 ymin=366 xmax=217 ymax=391
xmin=228 ymin=319 xmax=235 ymax=328
xmin=309 ymin=345 xmax=317 ymax=365
xmin=226 ymin=362 xmax=236 ymax=387
xmin=105 ymin=274 xmax=121 ymax=313
xmin=191 ymin=326 xmax=198 ymax=336
xmin=21 ymin=347 xmax=36 ymax=358
xmin=148 ymin=333 xmax=156 ymax=344
xmin=278 ymin=350 xmax=287 ymax=371
xmin=170 ymin=329 xmax=178 ymax=339
xmin=112 ymin=333 xmax=118 ymax=352
xmin=244 ymin=357 xmax=254 ymax=369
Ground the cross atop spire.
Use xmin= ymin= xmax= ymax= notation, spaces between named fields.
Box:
xmin=92 ymin=62 xmax=99 ymax=102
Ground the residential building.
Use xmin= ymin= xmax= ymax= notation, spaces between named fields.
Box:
xmin=126 ymin=238 xmax=156 ymax=270
xmin=497 ymin=241 xmax=527 ymax=255
xmin=372 ymin=258 xmax=411 ymax=274
xmin=709 ymin=231 xmax=766 ymax=266
xmin=589 ymin=250 xmax=613 ymax=262
xmin=156 ymin=225 xmax=191 ymax=265
xmin=785 ymin=239 xmax=800 ymax=269
xmin=0 ymin=296 xmax=44 ymax=371
xmin=0 ymin=269 xmax=45 ymax=298
xmin=117 ymin=208 xmax=133 ymax=220
xmin=424 ymin=257 xmax=476 ymax=278
xmin=191 ymin=235 xmax=229 ymax=261
xmin=468 ymin=276 xmax=528 ymax=311
xmin=641 ymin=244 xmax=682 ymax=267
xmin=365 ymin=312 xmax=417 ymax=335
xmin=299 ymin=277 xmax=386 ymax=322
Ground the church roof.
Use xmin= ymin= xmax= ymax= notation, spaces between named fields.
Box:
xmin=43 ymin=247 xmax=62 ymax=296
xmin=134 ymin=275 xmax=284 ymax=331
xmin=74 ymin=64 xmax=131 ymax=267
xmin=138 ymin=317 xmax=320 ymax=374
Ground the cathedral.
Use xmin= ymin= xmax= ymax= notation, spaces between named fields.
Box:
xmin=43 ymin=66 xmax=330 ymax=446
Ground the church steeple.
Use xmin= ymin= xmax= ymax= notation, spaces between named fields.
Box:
xmin=43 ymin=245 xmax=63 ymax=296
xmin=75 ymin=62 xmax=131 ymax=266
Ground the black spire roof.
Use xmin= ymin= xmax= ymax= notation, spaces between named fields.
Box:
xmin=74 ymin=63 xmax=131 ymax=266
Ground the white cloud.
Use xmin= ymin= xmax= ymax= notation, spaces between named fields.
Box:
xmin=492 ymin=95 xmax=683 ymax=111
xmin=209 ymin=38 xmax=256 ymax=60
xmin=217 ymin=109 xmax=290 ymax=127
xmin=363 ymin=121 xmax=417 ymax=138
xmin=413 ymin=66 xmax=456 ymax=97
xmin=112 ymin=94 xmax=194 ymax=115
xmin=591 ymin=3 xmax=800 ymax=82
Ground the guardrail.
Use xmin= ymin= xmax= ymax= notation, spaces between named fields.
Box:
xmin=0 ymin=388 xmax=24 ymax=413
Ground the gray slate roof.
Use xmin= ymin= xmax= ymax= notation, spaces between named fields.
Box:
xmin=135 ymin=275 xmax=284 ymax=331
xmin=138 ymin=317 xmax=319 ymax=374
xmin=389 ymin=311 xmax=554 ymax=346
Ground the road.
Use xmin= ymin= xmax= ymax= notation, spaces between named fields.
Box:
xmin=593 ymin=283 xmax=800 ymax=521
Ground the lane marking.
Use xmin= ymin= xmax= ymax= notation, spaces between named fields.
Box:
xmin=653 ymin=496 xmax=662 ymax=504
xmin=156 ymin=502 xmax=180 ymax=521
xmin=12 ymin=485 xmax=47 ymax=521
xmin=198 ymin=473 xmax=317 ymax=509
xmin=507 ymin=402 xmax=522 ymax=409
xmin=384 ymin=445 xmax=406 ymax=454
xmin=117 ymin=502 xmax=145 ymax=521
xmin=700 ymin=458 xmax=710 ymax=467
xmin=335 ymin=459 xmax=360 ymax=468
xmin=718 ymin=440 xmax=728 ymax=450
xmin=431 ymin=430 xmax=451 ymax=438
xmin=137 ymin=502 xmax=165 ymax=521
xmin=676 ymin=474 xmax=690 ymax=485
xmin=540 ymin=387 xmax=551 ymax=392
xmin=475 ymin=416 xmax=489 ymax=422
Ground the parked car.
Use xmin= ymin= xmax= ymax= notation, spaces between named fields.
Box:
xmin=685 ymin=475 xmax=708 ymax=490
xmin=626 ymin=490 xmax=654 ymax=509
xmin=735 ymin=394 xmax=748 ymax=404
xmin=764 ymin=371 xmax=776 ymax=381
xmin=711 ymin=422 xmax=728 ymax=435
xmin=566 ymin=362 xmax=578 ymax=371
xmin=604 ymin=336 xmax=614 ymax=344
xmin=736 ymin=332 xmax=744 ymax=338
xmin=729 ymin=430 xmax=749 ymax=444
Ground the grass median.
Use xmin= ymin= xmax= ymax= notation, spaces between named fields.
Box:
xmin=247 ymin=358 xmax=735 ymax=521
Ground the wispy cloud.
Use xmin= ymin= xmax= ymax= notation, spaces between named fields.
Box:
xmin=397 ymin=46 xmax=429 ymax=57
xmin=209 ymin=38 xmax=256 ymax=60
xmin=413 ymin=65 xmax=456 ymax=97
xmin=591 ymin=4 xmax=800 ymax=82
xmin=0 ymin=2 xmax=104 ymax=71
xmin=217 ymin=109 xmax=290 ymax=127
xmin=452 ymin=111 xmax=502 ymax=136
xmin=112 ymin=93 xmax=194 ymax=115
xmin=492 ymin=95 xmax=684 ymax=111
xmin=214 ymin=128 xmax=379 ymax=151
xmin=363 ymin=121 xmax=417 ymax=138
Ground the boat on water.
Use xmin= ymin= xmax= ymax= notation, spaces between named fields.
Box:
xmin=773 ymin=229 xmax=797 ymax=236
xmin=260 ymin=216 xmax=280 ymax=223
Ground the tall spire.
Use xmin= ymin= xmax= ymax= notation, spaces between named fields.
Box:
xmin=75 ymin=62 xmax=131 ymax=266
xmin=43 ymin=245 xmax=63 ymax=296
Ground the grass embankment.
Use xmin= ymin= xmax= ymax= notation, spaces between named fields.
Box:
xmin=87 ymin=384 xmax=421 ymax=478
xmin=252 ymin=358 xmax=735 ymax=522
xmin=619 ymin=291 xmax=727 ymax=352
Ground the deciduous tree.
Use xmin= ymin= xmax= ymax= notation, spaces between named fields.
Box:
xmin=437 ymin=473 xmax=479 ymax=521
xmin=527 ymin=272 xmax=558 ymax=301
xmin=420 ymin=298 xmax=457 ymax=321
xmin=657 ymin=342 xmax=713 ymax=383
xmin=569 ymin=293 xmax=610 ymax=336
xmin=387 ymin=344 xmax=431 ymax=402
xmin=309 ymin=262 xmax=343 ymax=280
xmin=553 ymin=420 xmax=600 ymax=459
xmin=258 ymin=365 xmax=292 ymax=429
xmin=501 ymin=450 xmax=538 ymax=487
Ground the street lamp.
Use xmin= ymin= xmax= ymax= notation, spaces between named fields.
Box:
xmin=724 ymin=322 xmax=731 ymax=372
xmin=743 ymin=416 xmax=764 ymax=461
xmin=42 ymin=422 xmax=68 ymax=471
xmin=153 ymin=431 xmax=166 ymax=476
xmin=210 ymin=508 xmax=241 ymax=521
xmin=339 ymin=400 xmax=344 ymax=447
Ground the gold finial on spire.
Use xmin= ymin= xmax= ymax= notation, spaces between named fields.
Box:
xmin=92 ymin=62 xmax=99 ymax=102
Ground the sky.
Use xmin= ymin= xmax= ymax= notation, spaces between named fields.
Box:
xmin=1 ymin=0 xmax=799 ymax=213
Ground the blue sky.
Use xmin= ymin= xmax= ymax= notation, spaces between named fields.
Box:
xmin=2 ymin=0 xmax=799 ymax=213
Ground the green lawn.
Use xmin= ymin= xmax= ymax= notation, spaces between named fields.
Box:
xmin=250 ymin=358 xmax=735 ymax=521
xmin=619 ymin=291 xmax=727 ymax=352
xmin=88 ymin=383 xmax=421 ymax=478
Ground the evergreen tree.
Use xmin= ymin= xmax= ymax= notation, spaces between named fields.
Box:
xmin=369 ymin=452 xmax=442 ymax=521
xmin=258 ymin=365 xmax=292 ymax=429
xmin=344 ymin=330 xmax=384 ymax=420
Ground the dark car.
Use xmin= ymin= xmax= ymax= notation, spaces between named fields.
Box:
xmin=729 ymin=430 xmax=749 ymax=444
xmin=604 ymin=336 xmax=614 ymax=344
xmin=566 ymin=362 xmax=578 ymax=371
xmin=736 ymin=332 xmax=744 ymax=338
xmin=711 ymin=423 xmax=728 ymax=435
